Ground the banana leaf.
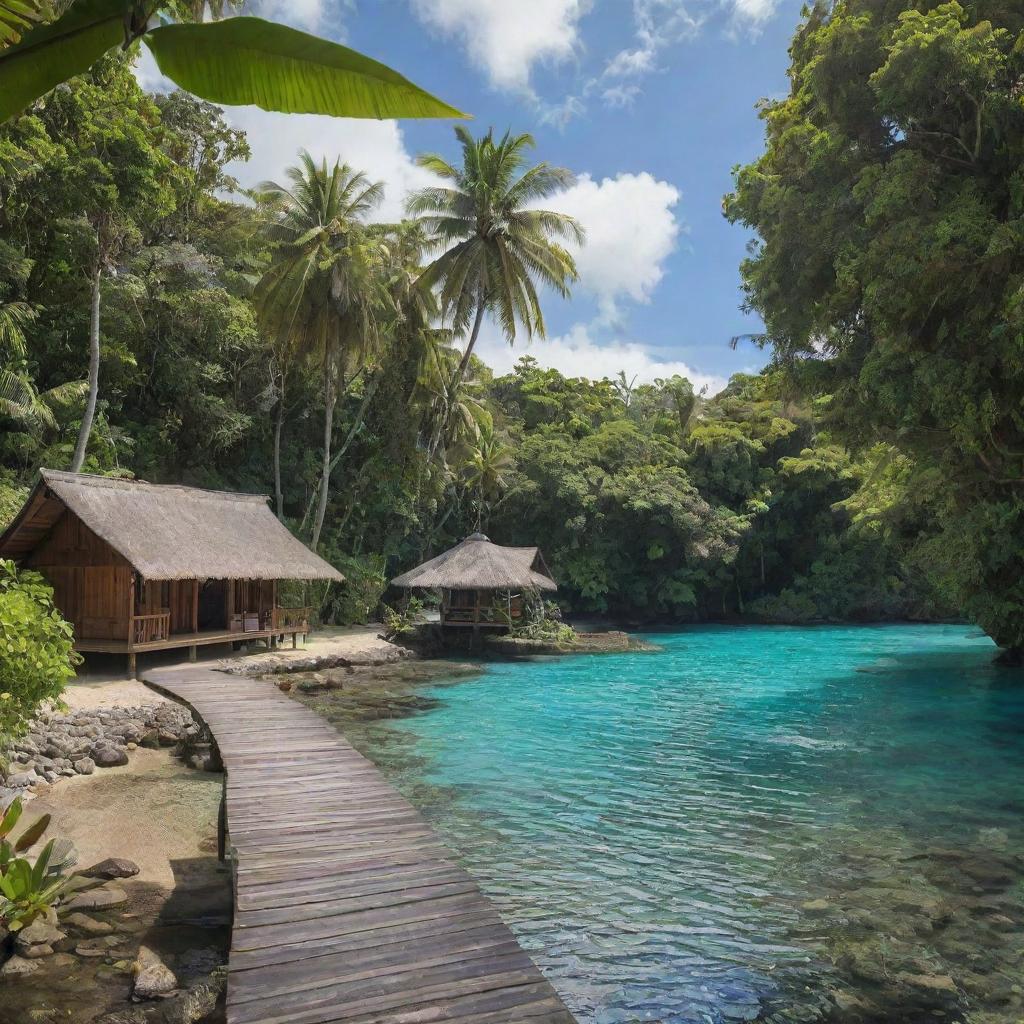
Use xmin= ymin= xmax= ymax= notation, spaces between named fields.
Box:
xmin=143 ymin=17 xmax=467 ymax=119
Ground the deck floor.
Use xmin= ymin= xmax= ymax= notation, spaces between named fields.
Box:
xmin=75 ymin=627 xmax=305 ymax=654
xmin=143 ymin=666 xmax=575 ymax=1024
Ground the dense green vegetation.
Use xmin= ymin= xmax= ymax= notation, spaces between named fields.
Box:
xmin=0 ymin=45 xmax=985 ymax=653
xmin=727 ymin=0 xmax=1024 ymax=656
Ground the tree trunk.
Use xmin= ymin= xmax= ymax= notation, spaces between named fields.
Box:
xmin=71 ymin=266 xmax=101 ymax=473
xmin=310 ymin=367 xmax=337 ymax=552
xmin=273 ymin=390 xmax=285 ymax=520
xmin=455 ymin=291 xmax=487 ymax=385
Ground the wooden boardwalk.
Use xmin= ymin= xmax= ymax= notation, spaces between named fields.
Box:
xmin=144 ymin=667 xmax=575 ymax=1024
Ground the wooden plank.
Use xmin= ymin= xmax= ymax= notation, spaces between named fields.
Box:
xmin=142 ymin=667 xmax=574 ymax=1024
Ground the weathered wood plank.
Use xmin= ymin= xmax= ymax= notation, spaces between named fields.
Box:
xmin=143 ymin=666 xmax=574 ymax=1024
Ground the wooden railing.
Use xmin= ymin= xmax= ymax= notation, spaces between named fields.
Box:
xmin=131 ymin=610 xmax=171 ymax=646
xmin=272 ymin=606 xmax=312 ymax=632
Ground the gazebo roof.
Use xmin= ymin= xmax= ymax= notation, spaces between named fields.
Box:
xmin=392 ymin=533 xmax=557 ymax=592
xmin=0 ymin=470 xmax=343 ymax=582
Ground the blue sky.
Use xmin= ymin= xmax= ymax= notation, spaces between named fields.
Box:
xmin=140 ymin=0 xmax=805 ymax=391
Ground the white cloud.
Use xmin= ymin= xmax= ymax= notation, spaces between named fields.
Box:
xmin=603 ymin=0 xmax=703 ymax=86
xmin=728 ymin=0 xmax=778 ymax=33
xmin=218 ymin=108 xmax=436 ymax=222
xmin=410 ymin=0 xmax=589 ymax=93
xmin=549 ymin=172 xmax=682 ymax=323
xmin=476 ymin=322 xmax=726 ymax=393
xmin=601 ymin=84 xmax=641 ymax=108
xmin=253 ymin=0 xmax=332 ymax=32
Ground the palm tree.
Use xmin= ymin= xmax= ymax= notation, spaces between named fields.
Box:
xmin=255 ymin=151 xmax=389 ymax=550
xmin=458 ymin=420 xmax=514 ymax=530
xmin=406 ymin=128 xmax=584 ymax=419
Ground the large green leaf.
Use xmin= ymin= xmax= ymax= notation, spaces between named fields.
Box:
xmin=0 ymin=0 xmax=126 ymax=123
xmin=143 ymin=16 xmax=467 ymax=120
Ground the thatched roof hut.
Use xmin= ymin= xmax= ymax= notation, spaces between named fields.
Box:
xmin=392 ymin=533 xmax=556 ymax=592
xmin=0 ymin=469 xmax=342 ymax=581
xmin=0 ymin=470 xmax=341 ymax=675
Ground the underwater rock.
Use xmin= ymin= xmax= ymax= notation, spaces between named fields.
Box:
xmin=63 ymin=912 xmax=112 ymax=936
xmin=132 ymin=945 xmax=178 ymax=1000
xmin=15 ymin=919 xmax=65 ymax=952
xmin=0 ymin=954 xmax=40 ymax=976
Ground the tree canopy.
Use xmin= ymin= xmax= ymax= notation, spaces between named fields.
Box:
xmin=726 ymin=0 xmax=1024 ymax=656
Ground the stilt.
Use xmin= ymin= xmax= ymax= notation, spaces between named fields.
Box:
xmin=292 ymin=633 xmax=298 ymax=649
xmin=127 ymin=653 xmax=136 ymax=680
xmin=188 ymin=645 xmax=197 ymax=662
xmin=217 ymin=777 xmax=227 ymax=862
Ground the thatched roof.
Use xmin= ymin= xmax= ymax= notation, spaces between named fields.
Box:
xmin=0 ymin=470 xmax=343 ymax=582
xmin=392 ymin=533 xmax=556 ymax=592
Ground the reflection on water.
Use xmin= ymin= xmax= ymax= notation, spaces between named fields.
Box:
xmin=331 ymin=625 xmax=1024 ymax=1024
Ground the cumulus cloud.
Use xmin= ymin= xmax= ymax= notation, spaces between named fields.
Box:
xmin=216 ymin=109 xmax=436 ymax=222
xmin=549 ymin=171 xmax=682 ymax=323
xmin=476 ymin=322 xmax=726 ymax=393
xmin=410 ymin=0 xmax=588 ymax=93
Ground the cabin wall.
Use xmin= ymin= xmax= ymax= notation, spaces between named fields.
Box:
xmin=27 ymin=511 xmax=132 ymax=640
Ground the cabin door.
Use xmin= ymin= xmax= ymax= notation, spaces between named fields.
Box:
xmin=198 ymin=580 xmax=227 ymax=630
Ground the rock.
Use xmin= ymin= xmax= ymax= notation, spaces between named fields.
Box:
xmin=140 ymin=730 xmax=161 ymax=749
xmin=133 ymin=945 xmax=178 ymax=1000
xmin=73 ymin=757 xmax=96 ymax=775
xmin=126 ymin=742 xmax=138 ymax=751
xmin=802 ymin=898 xmax=831 ymax=914
xmin=49 ymin=952 xmax=78 ymax=968
xmin=6 ymin=770 xmax=35 ymax=788
xmin=83 ymin=857 xmax=141 ymax=879
xmin=158 ymin=731 xmax=179 ymax=747
xmin=76 ymin=935 xmax=125 ymax=957
xmin=160 ymin=976 xmax=226 ymax=1024
xmin=91 ymin=743 xmax=129 ymax=768
xmin=0 ymin=954 xmax=40 ymax=976
xmin=65 ymin=884 xmax=128 ymax=910
xmin=21 ymin=942 xmax=54 ymax=957
xmin=896 ymin=972 xmax=959 ymax=995
xmin=15 ymin=918 xmax=66 ymax=950
xmin=92 ymin=1011 xmax=149 ymax=1024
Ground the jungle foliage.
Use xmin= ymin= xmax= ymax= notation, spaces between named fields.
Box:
xmin=0 ymin=54 xmax=965 ymax=654
xmin=726 ymin=0 xmax=1024 ymax=654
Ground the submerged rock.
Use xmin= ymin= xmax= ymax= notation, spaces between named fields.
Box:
xmin=63 ymin=912 xmax=113 ymax=935
xmin=132 ymin=945 xmax=178 ymax=1000
xmin=65 ymin=883 xmax=128 ymax=910
xmin=0 ymin=954 xmax=40 ymax=976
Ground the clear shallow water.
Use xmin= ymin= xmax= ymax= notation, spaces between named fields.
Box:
xmin=348 ymin=626 xmax=1024 ymax=1024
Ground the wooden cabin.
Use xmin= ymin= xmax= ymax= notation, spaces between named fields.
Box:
xmin=0 ymin=470 xmax=343 ymax=676
xmin=392 ymin=533 xmax=556 ymax=632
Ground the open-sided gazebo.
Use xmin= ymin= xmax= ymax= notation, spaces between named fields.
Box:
xmin=392 ymin=532 xmax=556 ymax=631
xmin=0 ymin=470 xmax=343 ymax=676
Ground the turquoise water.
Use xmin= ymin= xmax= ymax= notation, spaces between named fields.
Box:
xmin=354 ymin=625 xmax=1024 ymax=1024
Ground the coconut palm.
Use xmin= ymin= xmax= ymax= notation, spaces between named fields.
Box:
xmin=459 ymin=420 xmax=514 ymax=530
xmin=406 ymin=128 xmax=584 ymax=411
xmin=255 ymin=152 xmax=390 ymax=550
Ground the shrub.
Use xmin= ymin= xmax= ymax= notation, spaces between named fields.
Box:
xmin=0 ymin=559 xmax=78 ymax=744
xmin=381 ymin=597 xmax=424 ymax=639
xmin=0 ymin=798 xmax=97 ymax=930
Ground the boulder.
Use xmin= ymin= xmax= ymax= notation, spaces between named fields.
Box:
xmin=73 ymin=757 xmax=96 ymax=775
xmin=91 ymin=744 xmax=129 ymax=768
xmin=132 ymin=945 xmax=178 ymax=1000
xmin=83 ymin=857 xmax=141 ymax=880
xmin=160 ymin=976 xmax=226 ymax=1024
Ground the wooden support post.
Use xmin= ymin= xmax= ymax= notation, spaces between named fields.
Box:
xmin=127 ymin=653 xmax=136 ymax=680
xmin=217 ymin=776 xmax=227 ymax=862
xmin=192 ymin=579 xmax=199 ymax=634
xmin=292 ymin=632 xmax=298 ymax=650
xmin=189 ymin=645 xmax=197 ymax=662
